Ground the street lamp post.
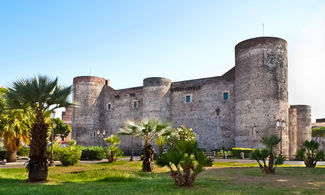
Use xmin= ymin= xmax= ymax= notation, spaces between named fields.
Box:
xmin=50 ymin=110 xmax=56 ymax=166
xmin=276 ymin=119 xmax=286 ymax=156
xmin=97 ymin=129 xmax=106 ymax=146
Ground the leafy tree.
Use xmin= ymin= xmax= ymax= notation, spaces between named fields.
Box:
xmin=165 ymin=125 xmax=196 ymax=149
xmin=6 ymin=75 xmax=72 ymax=182
xmin=312 ymin=127 xmax=325 ymax=150
xmin=118 ymin=120 xmax=138 ymax=161
xmin=155 ymin=136 xmax=166 ymax=156
xmin=0 ymin=87 xmax=7 ymax=114
xmin=158 ymin=140 xmax=210 ymax=186
xmin=51 ymin=118 xmax=71 ymax=141
xmin=312 ymin=127 xmax=325 ymax=139
xmin=104 ymin=134 xmax=123 ymax=163
xmin=297 ymin=140 xmax=325 ymax=168
xmin=250 ymin=135 xmax=281 ymax=174
xmin=119 ymin=118 xmax=171 ymax=172
xmin=0 ymin=109 xmax=32 ymax=162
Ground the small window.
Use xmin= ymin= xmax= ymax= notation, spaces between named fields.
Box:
xmin=107 ymin=103 xmax=111 ymax=110
xmin=185 ymin=95 xmax=191 ymax=103
xmin=223 ymin=92 xmax=229 ymax=100
xmin=133 ymin=100 xmax=138 ymax=109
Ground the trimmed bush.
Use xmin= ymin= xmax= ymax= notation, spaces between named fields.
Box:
xmin=0 ymin=150 xmax=6 ymax=160
xmin=58 ymin=147 xmax=82 ymax=166
xmin=46 ymin=142 xmax=61 ymax=161
xmin=231 ymin=148 xmax=254 ymax=159
xmin=80 ymin=146 xmax=106 ymax=160
xmin=17 ymin=147 xmax=29 ymax=157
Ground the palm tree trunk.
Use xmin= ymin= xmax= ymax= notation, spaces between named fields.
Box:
xmin=6 ymin=149 xmax=17 ymax=162
xmin=130 ymin=136 xmax=134 ymax=161
xmin=142 ymin=143 xmax=154 ymax=172
xmin=28 ymin=122 xmax=48 ymax=182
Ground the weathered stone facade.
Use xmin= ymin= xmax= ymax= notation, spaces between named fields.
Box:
xmin=72 ymin=37 xmax=312 ymax=157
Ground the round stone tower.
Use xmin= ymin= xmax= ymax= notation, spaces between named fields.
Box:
xmin=143 ymin=77 xmax=172 ymax=120
xmin=72 ymin=76 xmax=107 ymax=145
xmin=288 ymin=107 xmax=297 ymax=159
xmin=290 ymin=105 xmax=312 ymax=149
xmin=234 ymin=37 xmax=289 ymax=149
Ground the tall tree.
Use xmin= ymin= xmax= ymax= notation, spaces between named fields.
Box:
xmin=118 ymin=120 xmax=139 ymax=161
xmin=119 ymin=118 xmax=171 ymax=172
xmin=6 ymin=75 xmax=72 ymax=182
xmin=51 ymin=118 xmax=71 ymax=141
xmin=0 ymin=109 xmax=31 ymax=162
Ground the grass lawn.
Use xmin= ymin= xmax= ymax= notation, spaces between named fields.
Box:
xmin=0 ymin=161 xmax=324 ymax=195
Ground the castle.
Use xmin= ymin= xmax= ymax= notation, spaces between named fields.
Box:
xmin=71 ymin=37 xmax=312 ymax=159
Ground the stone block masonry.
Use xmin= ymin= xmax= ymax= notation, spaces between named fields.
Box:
xmin=72 ymin=37 xmax=312 ymax=156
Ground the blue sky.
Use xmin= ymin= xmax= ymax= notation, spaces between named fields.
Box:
xmin=0 ymin=0 xmax=324 ymax=121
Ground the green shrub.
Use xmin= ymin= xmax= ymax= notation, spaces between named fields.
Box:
xmin=298 ymin=140 xmax=325 ymax=168
xmin=250 ymin=135 xmax=281 ymax=174
xmin=157 ymin=140 xmax=210 ymax=186
xmin=215 ymin=149 xmax=231 ymax=158
xmin=104 ymin=135 xmax=123 ymax=163
xmin=231 ymin=147 xmax=254 ymax=159
xmin=80 ymin=146 xmax=106 ymax=160
xmin=46 ymin=142 xmax=61 ymax=161
xmin=0 ymin=150 xmax=6 ymax=160
xmin=58 ymin=147 xmax=82 ymax=166
xmin=17 ymin=147 xmax=29 ymax=157
xmin=296 ymin=149 xmax=304 ymax=160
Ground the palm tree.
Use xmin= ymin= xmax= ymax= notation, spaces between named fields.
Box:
xmin=6 ymin=75 xmax=72 ymax=182
xmin=119 ymin=118 xmax=171 ymax=172
xmin=261 ymin=134 xmax=281 ymax=173
xmin=251 ymin=135 xmax=281 ymax=174
xmin=118 ymin=120 xmax=139 ymax=161
xmin=0 ymin=109 xmax=31 ymax=162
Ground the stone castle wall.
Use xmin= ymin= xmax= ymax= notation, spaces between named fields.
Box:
xmin=71 ymin=37 xmax=312 ymax=155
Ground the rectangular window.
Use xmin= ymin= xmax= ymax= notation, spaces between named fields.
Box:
xmin=185 ymin=95 xmax=191 ymax=103
xmin=107 ymin=103 xmax=111 ymax=110
xmin=223 ymin=92 xmax=229 ymax=100
xmin=133 ymin=100 xmax=138 ymax=109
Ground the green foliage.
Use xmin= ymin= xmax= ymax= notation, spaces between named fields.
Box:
xmin=215 ymin=149 xmax=231 ymax=158
xmin=58 ymin=147 xmax=82 ymax=166
xmin=68 ymin=139 xmax=77 ymax=147
xmin=312 ymin=127 xmax=325 ymax=138
xmin=231 ymin=148 xmax=254 ymax=159
xmin=104 ymin=135 xmax=123 ymax=163
xmin=275 ymin=154 xmax=285 ymax=165
xmin=250 ymin=134 xmax=281 ymax=174
xmin=261 ymin=135 xmax=281 ymax=152
xmin=155 ymin=136 xmax=166 ymax=156
xmin=51 ymin=118 xmax=71 ymax=139
xmin=104 ymin=134 xmax=120 ymax=145
xmin=80 ymin=146 xmax=106 ymax=160
xmin=299 ymin=140 xmax=325 ymax=168
xmin=296 ymin=148 xmax=304 ymax=160
xmin=0 ymin=108 xmax=32 ymax=162
xmin=46 ymin=141 xmax=62 ymax=161
xmin=165 ymin=125 xmax=196 ymax=149
xmin=157 ymin=140 xmax=210 ymax=186
xmin=17 ymin=147 xmax=30 ymax=157
xmin=5 ymin=75 xmax=72 ymax=181
xmin=119 ymin=118 xmax=171 ymax=172
xmin=120 ymin=119 xmax=171 ymax=145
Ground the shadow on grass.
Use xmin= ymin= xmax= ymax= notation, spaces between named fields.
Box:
xmin=95 ymin=175 xmax=137 ymax=182
xmin=0 ymin=177 xmax=27 ymax=184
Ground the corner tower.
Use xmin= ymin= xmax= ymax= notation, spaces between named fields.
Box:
xmin=290 ymin=105 xmax=312 ymax=148
xmin=234 ymin=37 xmax=289 ymax=151
xmin=72 ymin=76 xmax=107 ymax=145
xmin=143 ymin=77 xmax=172 ymax=120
